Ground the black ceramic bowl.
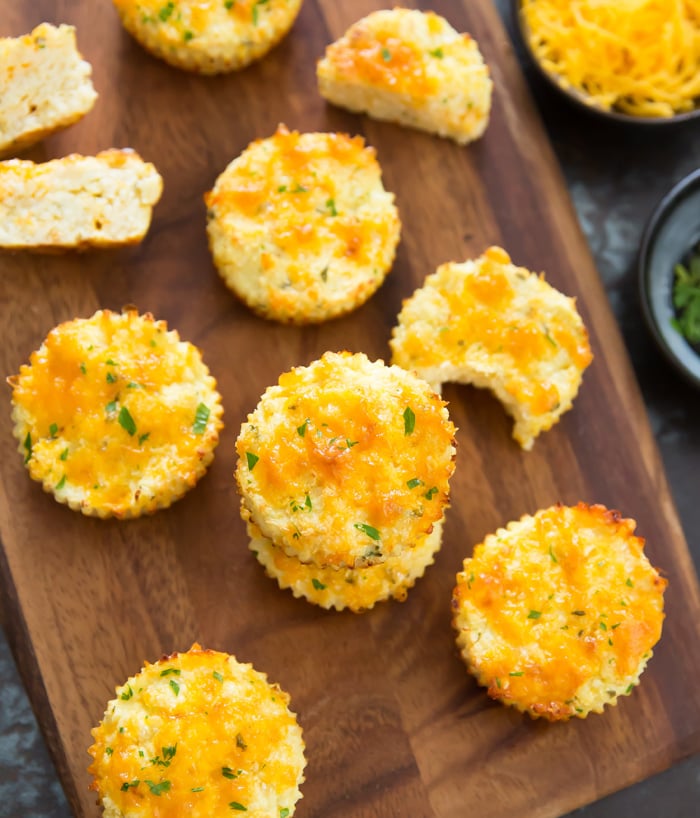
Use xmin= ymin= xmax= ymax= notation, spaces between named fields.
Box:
xmin=639 ymin=169 xmax=700 ymax=389
xmin=511 ymin=0 xmax=700 ymax=126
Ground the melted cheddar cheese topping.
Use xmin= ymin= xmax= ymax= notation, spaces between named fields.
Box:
xmin=11 ymin=310 xmax=223 ymax=517
xmin=89 ymin=644 xmax=305 ymax=818
xmin=236 ymin=352 xmax=455 ymax=569
xmin=452 ymin=503 xmax=667 ymax=719
xmin=206 ymin=126 xmax=400 ymax=322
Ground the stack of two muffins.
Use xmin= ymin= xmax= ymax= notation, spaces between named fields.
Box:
xmin=235 ymin=351 xmax=457 ymax=612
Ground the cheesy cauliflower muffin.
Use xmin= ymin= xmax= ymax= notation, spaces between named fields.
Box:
xmin=206 ymin=126 xmax=401 ymax=323
xmin=452 ymin=503 xmax=667 ymax=721
xmin=89 ymin=644 xmax=306 ymax=818
xmin=317 ymin=8 xmax=492 ymax=145
xmin=112 ymin=0 xmax=303 ymax=74
xmin=0 ymin=150 xmax=163 ymax=250
xmin=247 ymin=515 xmax=444 ymax=612
xmin=235 ymin=351 xmax=456 ymax=570
xmin=390 ymin=246 xmax=593 ymax=450
xmin=0 ymin=23 xmax=97 ymax=157
xmin=10 ymin=309 xmax=223 ymax=518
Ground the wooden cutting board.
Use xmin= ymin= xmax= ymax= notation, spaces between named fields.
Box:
xmin=1 ymin=2 xmax=699 ymax=817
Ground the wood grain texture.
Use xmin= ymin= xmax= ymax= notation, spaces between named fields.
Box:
xmin=1 ymin=1 xmax=700 ymax=817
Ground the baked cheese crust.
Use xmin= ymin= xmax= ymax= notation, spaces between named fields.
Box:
xmin=452 ymin=503 xmax=667 ymax=720
xmin=247 ymin=515 xmax=443 ymax=612
xmin=390 ymin=246 xmax=593 ymax=450
xmin=206 ymin=126 xmax=401 ymax=323
xmin=0 ymin=149 xmax=163 ymax=250
xmin=88 ymin=644 xmax=306 ymax=818
xmin=317 ymin=8 xmax=492 ymax=145
xmin=112 ymin=0 xmax=303 ymax=74
xmin=10 ymin=310 xmax=223 ymax=518
xmin=0 ymin=23 xmax=97 ymax=157
xmin=235 ymin=351 xmax=455 ymax=569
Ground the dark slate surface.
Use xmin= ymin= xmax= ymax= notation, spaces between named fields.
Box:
xmin=1 ymin=3 xmax=699 ymax=816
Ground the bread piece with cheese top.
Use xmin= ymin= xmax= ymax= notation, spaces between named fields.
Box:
xmin=0 ymin=23 xmax=97 ymax=157
xmin=235 ymin=351 xmax=455 ymax=570
xmin=0 ymin=149 xmax=163 ymax=250
xmin=317 ymin=8 xmax=492 ymax=145
xmin=112 ymin=0 xmax=303 ymax=74
xmin=10 ymin=309 xmax=223 ymax=518
xmin=89 ymin=643 xmax=305 ymax=818
xmin=390 ymin=246 xmax=593 ymax=450
xmin=206 ymin=126 xmax=400 ymax=323
xmin=452 ymin=503 xmax=667 ymax=720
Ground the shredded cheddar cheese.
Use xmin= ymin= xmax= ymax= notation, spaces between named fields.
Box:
xmin=452 ymin=503 xmax=667 ymax=720
xmin=522 ymin=0 xmax=700 ymax=116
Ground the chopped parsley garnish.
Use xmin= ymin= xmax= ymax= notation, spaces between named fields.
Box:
xmin=107 ymin=372 xmax=118 ymax=384
xmin=80 ymin=362 xmax=87 ymax=374
xmin=224 ymin=0 xmax=234 ymax=7
xmin=118 ymin=406 xmax=137 ymax=436
xmin=105 ymin=400 xmax=118 ymax=414
xmin=354 ymin=522 xmax=380 ymax=541
xmin=55 ymin=475 xmax=66 ymax=490
xmin=127 ymin=381 xmax=142 ymax=389
xmin=120 ymin=684 xmax=134 ymax=701
xmin=138 ymin=432 xmax=150 ymax=446
xmin=222 ymin=767 xmax=238 ymax=779
xmin=423 ymin=486 xmax=438 ymax=500
xmin=146 ymin=780 xmax=171 ymax=796
xmin=159 ymin=2 xmax=175 ymax=22
xmin=277 ymin=184 xmax=287 ymax=192
xmin=230 ymin=804 xmax=247 ymax=812
xmin=403 ymin=406 xmax=415 ymax=435
xmin=407 ymin=477 xmax=423 ymax=489
xmin=213 ymin=671 xmax=224 ymax=682
xmin=626 ymin=683 xmax=635 ymax=694
xmin=542 ymin=325 xmax=558 ymax=347
xmin=236 ymin=733 xmax=247 ymax=750
xmin=183 ymin=30 xmax=194 ymax=41
xmin=303 ymin=493 xmax=312 ymax=510
xmin=509 ymin=671 xmax=523 ymax=677
xmin=429 ymin=47 xmax=444 ymax=58
xmin=193 ymin=403 xmax=210 ymax=434
xmin=527 ymin=610 xmax=542 ymax=619
xmin=599 ymin=621 xmax=608 ymax=631
xmin=192 ymin=786 xmax=205 ymax=792
xmin=23 ymin=432 xmax=32 ymax=463
xmin=626 ymin=577 xmax=634 ymax=587
xmin=312 ymin=578 xmax=327 ymax=591
xmin=106 ymin=359 xmax=117 ymax=366
xmin=169 ymin=679 xmax=180 ymax=696
xmin=105 ymin=747 xmax=113 ymax=755
xmin=549 ymin=546 xmax=558 ymax=563
xmin=60 ymin=448 xmax=69 ymax=461
xmin=346 ymin=439 xmax=358 ymax=447
xmin=280 ymin=810 xmax=290 ymax=818
xmin=297 ymin=418 xmax=309 ymax=437
xmin=162 ymin=745 xmax=177 ymax=762
xmin=160 ymin=668 xmax=181 ymax=676
xmin=121 ymin=780 xmax=139 ymax=791
xmin=671 ymin=246 xmax=700 ymax=345
xmin=246 ymin=452 xmax=259 ymax=470
xmin=326 ymin=198 xmax=338 ymax=216
xmin=321 ymin=266 xmax=328 ymax=282
xmin=291 ymin=183 xmax=308 ymax=193
xmin=571 ymin=610 xmax=585 ymax=616
xmin=49 ymin=423 xmax=58 ymax=437
xmin=381 ymin=46 xmax=391 ymax=61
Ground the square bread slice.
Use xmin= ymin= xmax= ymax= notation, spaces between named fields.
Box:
xmin=317 ymin=8 xmax=492 ymax=145
xmin=0 ymin=150 xmax=163 ymax=250
xmin=0 ymin=23 xmax=97 ymax=157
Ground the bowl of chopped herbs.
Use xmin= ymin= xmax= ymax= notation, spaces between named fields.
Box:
xmin=639 ymin=169 xmax=700 ymax=389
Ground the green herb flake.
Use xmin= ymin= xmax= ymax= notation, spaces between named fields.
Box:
xmin=291 ymin=183 xmax=308 ymax=193
xmin=23 ymin=432 xmax=32 ymax=463
xmin=106 ymin=747 xmax=114 ymax=755
xmin=326 ymin=198 xmax=338 ymax=216
xmin=429 ymin=47 xmax=444 ymax=58
xmin=162 ymin=745 xmax=177 ymax=762
xmin=230 ymin=803 xmax=247 ymax=812
xmin=406 ymin=477 xmax=423 ymax=489
xmin=246 ymin=452 xmax=259 ymax=471
xmin=403 ymin=406 xmax=415 ymax=435
xmin=120 ymin=684 xmax=134 ymax=701
xmin=105 ymin=400 xmax=118 ymax=414
xmin=423 ymin=486 xmax=438 ymax=500
xmin=571 ymin=610 xmax=586 ymax=616
xmin=106 ymin=371 xmax=118 ymax=384
xmin=80 ymin=362 xmax=87 ymax=374
xmin=312 ymin=578 xmax=326 ymax=591
xmin=127 ymin=381 xmax=143 ymax=389
xmin=626 ymin=577 xmax=634 ymax=587
xmin=146 ymin=780 xmax=171 ymax=796
xmin=320 ymin=266 xmax=328 ymax=282
xmin=297 ymin=419 xmax=309 ymax=437
xmin=160 ymin=668 xmax=181 ymax=677
xmin=213 ymin=671 xmax=224 ymax=682
xmin=277 ymin=184 xmax=287 ymax=192
xmin=549 ymin=545 xmax=558 ymax=563
xmin=225 ymin=0 xmax=234 ymax=7
xmin=671 ymin=247 xmax=700 ymax=345
xmin=159 ymin=2 xmax=175 ymax=22
xmin=192 ymin=786 xmax=205 ymax=792
xmin=346 ymin=439 xmax=358 ymax=447
xmin=183 ymin=29 xmax=194 ymax=41
xmin=280 ymin=810 xmax=290 ymax=818
xmin=118 ymin=406 xmax=137 ymax=436
xmin=55 ymin=475 xmax=67 ymax=490
xmin=169 ymin=679 xmax=180 ymax=696
xmin=138 ymin=432 xmax=150 ymax=446
xmin=60 ymin=447 xmax=69 ymax=461
xmin=599 ymin=621 xmax=607 ymax=631
xmin=105 ymin=359 xmax=117 ymax=366
xmin=626 ymin=683 xmax=635 ymax=694
xmin=542 ymin=325 xmax=558 ymax=347
xmin=304 ymin=493 xmax=312 ymax=510
xmin=49 ymin=422 xmax=58 ymax=437
xmin=527 ymin=610 xmax=542 ymax=620
xmin=236 ymin=733 xmax=247 ymax=750
xmin=381 ymin=46 xmax=391 ymax=61
xmin=121 ymin=780 xmax=139 ymax=791
xmin=509 ymin=671 xmax=524 ymax=677
xmin=193 ymin=403 xmax=210 ymax=434
xmin=495 ymin=677 xmax=502 ymax=688
xmin=354 ymin=522 xmax=380 ymax=541
xmin=222 ymin=767 xmax=238 ymax=779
